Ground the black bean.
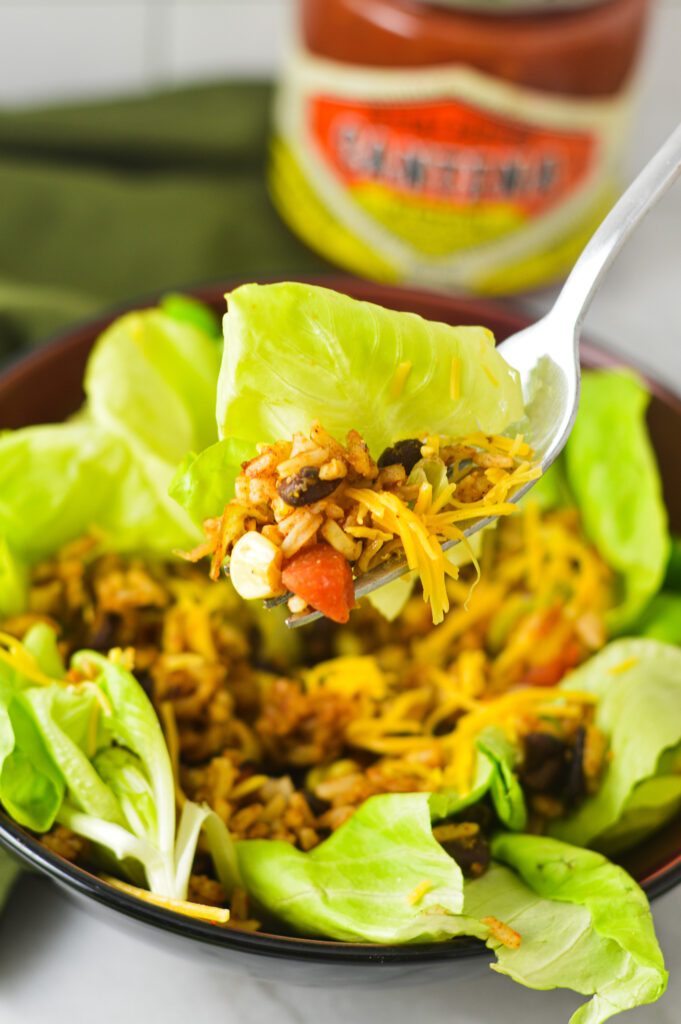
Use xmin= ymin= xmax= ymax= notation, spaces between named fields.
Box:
xmin=277 ymin=466 xmax=340 ymax=507
xmin=520 ymin=732 xmax=570 ymax=796
xmin=89 ymin=612 xmax=121 ymax=652
xmin=440 ymin=832 xmax=491 ymax=878
xmin=303 ymin=790 xmax=331 ymax=816
xmin=377 ymin=438 xmax=423 ymax=474
xmin=565 ymin=726 xmax=587 ymax=808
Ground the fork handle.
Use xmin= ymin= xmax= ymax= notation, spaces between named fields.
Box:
xmin=552 ymin=121 xmax=681 ymax=337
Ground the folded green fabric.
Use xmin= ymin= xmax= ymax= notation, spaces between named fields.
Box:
xmin=0 ymin=80 xmax=326 ymax=360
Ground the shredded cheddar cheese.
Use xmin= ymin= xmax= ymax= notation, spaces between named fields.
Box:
xmin=406 ymin=879 xmax=434 ymax=905
xmin=100 ymin=875 xmax=230 ymax=924
xmin=449 ymin=356 xmax=462 ymax=400
xmin=482 ymin=916 xmax=521 ymax=949
xmin=390 ymin=361 xmax=412 ymax=399
xmin=608 ymin=657 xmax=639 ymax=675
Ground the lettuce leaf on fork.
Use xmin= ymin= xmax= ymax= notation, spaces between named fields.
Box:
xmin=216 ymin=281 xmax=523 ymax=456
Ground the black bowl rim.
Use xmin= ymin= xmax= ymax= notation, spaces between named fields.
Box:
xmin=2 ymin=274 xmax=681 ymax=962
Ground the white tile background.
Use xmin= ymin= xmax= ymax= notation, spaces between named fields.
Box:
xmin=0 ymin=0 xmax=292 ymax=106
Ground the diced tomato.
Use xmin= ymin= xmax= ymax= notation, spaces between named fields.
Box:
xmin=523 ymin=642 xmax=582 ymax=687
xmin=282 ymin=543 xmax=355 ymax=624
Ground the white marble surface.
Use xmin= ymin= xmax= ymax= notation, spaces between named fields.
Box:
xmin=2 ymin=4 xmax=681 ymax=1022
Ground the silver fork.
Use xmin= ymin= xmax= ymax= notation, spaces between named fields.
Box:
xmin=284 ymin=122 xmax=681 ymax=628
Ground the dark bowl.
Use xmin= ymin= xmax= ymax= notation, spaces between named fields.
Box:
xmin=2 ymin=276 xmax=681 ymax=979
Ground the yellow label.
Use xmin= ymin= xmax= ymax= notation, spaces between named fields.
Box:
xmin=270 ymin=45 xmax=634 ymax=293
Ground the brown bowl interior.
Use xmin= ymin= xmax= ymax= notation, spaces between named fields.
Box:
xmin=1 ymin=274 xmax=681 ymax=941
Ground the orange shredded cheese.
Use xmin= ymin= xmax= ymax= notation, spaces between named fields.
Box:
xmin=482 ymin=365 xmax=499 ymax=387
xmin=100 ymin=875 xmax=230 ymax=924
xmin=390 ymin=361 xmax=412 ymax=399
xmin=406 ymin=879 xmax=434 ymax=905
xmin=441 ymin=687 xmax=598 ymax=793
xmin=450 ymin=356 xmax=462 ymax=400
xmin=608 ymin=657 xmax=639 ymax=675
xmin=0 ymin=632 xmax=58 ymax=687
xmin=482 ymin=916 xmax=521 ymax=949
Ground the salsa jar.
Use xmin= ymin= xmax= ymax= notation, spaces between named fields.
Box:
xmin=269 ymin=0 xmax=652 ymax=294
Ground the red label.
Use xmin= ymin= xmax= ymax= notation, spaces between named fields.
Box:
xmin=309 ymin=95 xmax=596 ymax=215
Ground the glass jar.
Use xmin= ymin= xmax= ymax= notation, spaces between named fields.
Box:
xmin=269 ymin=0 xmax=652 ymax=294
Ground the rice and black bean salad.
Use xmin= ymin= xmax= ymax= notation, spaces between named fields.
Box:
xmin=179 ymin=419 xmax=541 ymax=624
xmin=3 ymin=499 xmax=612 ymax=928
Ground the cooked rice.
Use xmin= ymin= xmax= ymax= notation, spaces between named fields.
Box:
xmin=2 ymin=501 xmax=613 ymax=929
xmin=178 ymin=421 xmax=541 ymax=623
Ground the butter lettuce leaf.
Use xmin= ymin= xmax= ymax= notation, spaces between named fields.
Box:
xmin=84 ymin=309 xmax=221 ymax=466
xmin=0 ymin=307 xmax=222 ymax=575
xmin=237 ymin=789 xmax=665 ymax=1022
xmin=466 ymin=833 xmax=666 ymax=1024
xmin=236 ymin=792 xmax=482 ymax=943
xmin=0 ymin=629 xmax=235 ymax=899
xmin=169 ymin=437 xmax=255 ymax=525
xmin=0 ymin=538 xmax=28 ymax=618
xmin=159 ymin=293 xmax=221 ymax=339
xmin=477 ymin=728 xmax=527 ymax=831
xmin=633 ymin=592 xmax=681 ymax=645
xmin=217 ymin=282 xmax=523 ymax=456
xmin=552 ymin=638 xmax=681 ymax=851
xmin=0 ymin=422 xmax=198 ymax=564
xmin=564 ymin=371 xmax=669 ymax=633
xmin=429 ymin=728 xmax=527 ymax=830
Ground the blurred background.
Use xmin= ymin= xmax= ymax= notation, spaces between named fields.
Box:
xmin=0 ymin=1 xmax=289 ymax=104
xmin=0 ymin=0 xmax=679 ymax=372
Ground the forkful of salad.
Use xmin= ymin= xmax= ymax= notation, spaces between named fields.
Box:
xmin=176 ymin=122 xmax=681 ymax=627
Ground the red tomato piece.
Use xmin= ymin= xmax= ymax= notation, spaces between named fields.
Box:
xmin=282 ymin=543 xmax=355 ymax=623
xmin=523 ymin=642 xmax=582 ymax=687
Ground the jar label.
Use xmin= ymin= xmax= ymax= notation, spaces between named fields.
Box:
xmin=271 ymin=48 xmax=633 ymax=292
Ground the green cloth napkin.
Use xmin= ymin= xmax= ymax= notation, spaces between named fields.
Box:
xmin=0 ymin=80 xmax=327 ymax=360
xmin=0 ymin=80 xmax=329 ymax=903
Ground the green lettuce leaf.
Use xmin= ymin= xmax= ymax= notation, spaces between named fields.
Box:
xmin=0 ymin=693 xmax=65 ymax=832
xmin=84 ymin=309 xmax=221 ymax=466
xmin=632 ymin=592 xmax=681 ymax=645
xmin=551 ymin=638 xmax=681 ymax=851
xmin=471 ymin=833 xmax=667 ymax=1024
xmin=236 ymin=788 xmax=665 ymax=1021
xmin=428 ymin=728 xmax=527 ymax=830
xmin=407 ymin=458 xmax=450 ymax=501
xmin=236 ymin=792 xmax=484 ymax=943
xmin=169 ymin=437 xmax=255 ymax=525
xmin=22 ymin=622 xmax=65 ymax=679
xmin=0 ymin=629 xmax=233 ymax=899
xmin=94 ymin=747 xmax=158 ymax=841
xmin=564 ymin=371 xmax=669 ymax=633
xmin=216 ymin=282 xmax=523 ymax=456
xmin=159 ymin=293 xmax=221 ymax=339
xmin=21 ymin=685 xmax=123 ymax=823
xmin=477 ymin=729 xmax=527 ymax=831
xmin=0 ymin=422 xmax=198 ymax=563
xmin=0 ymin=306 xmax=222 ymax=578
xmin=0 ymin=538 xmax=27 ymax=618
xmin=71 ymin=651 xmax=176 ymax=856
